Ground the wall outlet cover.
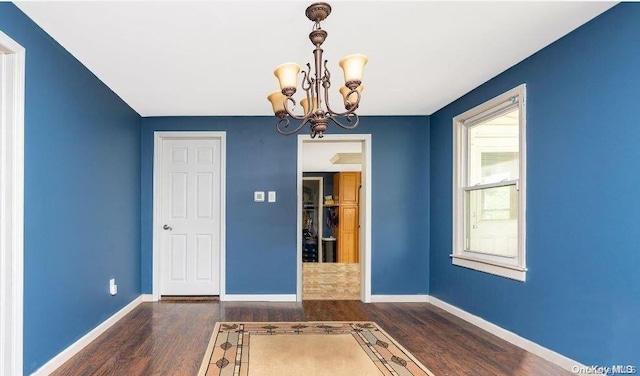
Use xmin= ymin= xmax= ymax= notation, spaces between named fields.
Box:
xmin=254 ymin=191 xmax=265 ymax=202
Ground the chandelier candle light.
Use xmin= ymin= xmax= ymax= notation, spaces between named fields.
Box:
xmin=267 ymin=2 xmax=368 ymax=138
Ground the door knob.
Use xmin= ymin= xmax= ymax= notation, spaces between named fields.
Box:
xmin=163 ymin=224 xmax=172 ymax=231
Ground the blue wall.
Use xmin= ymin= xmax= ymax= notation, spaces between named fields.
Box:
xmin=140 ymin=116 xmax=430 ymax=295
xmin=429 ymin=3 xmax=640 ymax=364
xmin=0 ymin=4 xmax=142 ymax=373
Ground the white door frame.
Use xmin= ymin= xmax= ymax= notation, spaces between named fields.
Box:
xmin=297 ymin=134 xmax=372 ymax=302
xmin=0 ymin=31 xmax=25 ymax=376
xmin=152 ymin=132 xmax=227 ymax=301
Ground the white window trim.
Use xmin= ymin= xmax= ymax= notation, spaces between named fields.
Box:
xmin=451 ymin=84 xmax=527 ymax=282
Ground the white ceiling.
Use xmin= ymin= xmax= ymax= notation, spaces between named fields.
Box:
xmin=15 ymin=1 xmax=616 ymax=117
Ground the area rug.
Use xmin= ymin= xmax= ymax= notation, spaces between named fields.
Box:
xmin=198 ymin=321 xmax=435 ymax=376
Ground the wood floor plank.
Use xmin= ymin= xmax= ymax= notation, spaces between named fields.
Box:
xmin=50 ymin=300 xmax=574 ymax=376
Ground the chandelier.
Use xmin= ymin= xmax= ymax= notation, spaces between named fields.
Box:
xmin=267 ymin=2 xmax=368 ymax=138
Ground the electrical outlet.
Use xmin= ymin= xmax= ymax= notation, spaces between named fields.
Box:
xmin=254 ymin=191 xmax=265 ymax=202
xmin=268 ymin=191 xmax=276 ymax=202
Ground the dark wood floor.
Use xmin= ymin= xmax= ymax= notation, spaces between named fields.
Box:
xmin=51 ymin=300 xmax=573 ymax=376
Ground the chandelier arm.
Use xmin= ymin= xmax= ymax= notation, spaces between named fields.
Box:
xmin=327 ymin=112 xmax=360 ymax=130
xmin=320 ymin=60 xmax=338 ymax=115
xmin=303 ymin=77 xmax=314 ymax=118
xmin=301 ymin=63 xmax=312 ymax=92
xmin=325 ymin=89 xmax=362 ymax=117
xmin=295 ymin=64 xmax=314 ymax=118
xmin=321 ymin=59 xmax=331 ymax=101
xmin=322 ymin=77 xmax=335 ymax=114
xmin=323 ymin=59 xmax=331 ymax=88
xmin=283 ymin=96 xmax=312 ymax=121
xmin=276 ymin=117 xmax=309 ymax=136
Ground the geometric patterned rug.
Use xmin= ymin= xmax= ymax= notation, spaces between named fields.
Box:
xmin=198 ymin=322 xmax=435 ymax=376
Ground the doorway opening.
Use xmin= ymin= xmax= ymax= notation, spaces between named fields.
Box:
xmin=296 ymin=134 xmax=372 ymax=302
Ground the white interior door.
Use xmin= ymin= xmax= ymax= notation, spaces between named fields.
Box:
xmin=160 ymin=138 xmax=221 ymax=295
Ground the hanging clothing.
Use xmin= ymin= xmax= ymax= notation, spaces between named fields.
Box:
xmin=326 ymin=207 xmax=338 ymax=228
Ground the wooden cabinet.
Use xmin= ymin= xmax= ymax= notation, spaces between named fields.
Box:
xmin=333 ymin=172 xmax=361 ymax=263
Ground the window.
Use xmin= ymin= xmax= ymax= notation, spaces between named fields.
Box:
xmin=452 ymin=84 xmax=527 ymax=281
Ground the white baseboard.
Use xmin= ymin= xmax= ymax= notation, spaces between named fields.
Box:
xmin=31 ymin=295 xmax=145 ymax=376
xmin=428 ymin=296 xmax=597 ymax=374
xmin=141 ymin=294 xmax=155 ymax=302
xmin=370 ymin=295 xmax=430 ymax=303
xmin=223 ymin=294 xmax=297 ymax=302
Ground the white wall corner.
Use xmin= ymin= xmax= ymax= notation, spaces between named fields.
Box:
xmin=31 ymin=296 xmax=145 ymax=376
xmin=428 ymin=296 xmax=596 ymax=374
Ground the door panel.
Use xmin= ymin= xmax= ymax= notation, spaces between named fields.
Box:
xmin=196 ymin=173 xmax=213 ymax=218
xmin=170 ymin=172 xmax=187 ymax=218
xmin=170 ymin=235 xmax=187 ymax=280
xmin=338 ymin=205 xmax=359 ymax=263
xmin=161 ymin=138 xmax=221 ymax=295
xmin=341 ymin=206 xmax=358 ymax=231
xmin=195 ymin=234 xmax=213 ymax=280
xmin=341 ymin=172 xmax=359 ymax=204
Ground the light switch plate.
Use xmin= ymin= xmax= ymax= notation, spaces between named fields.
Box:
xmin=268 ymin=191 xmax=276 ymax=202
xmin=254 ymin=191 xmax=265 ymax=202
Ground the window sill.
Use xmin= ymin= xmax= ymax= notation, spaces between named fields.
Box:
xmin=451 ymin=254 xmax=527 ymax=282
